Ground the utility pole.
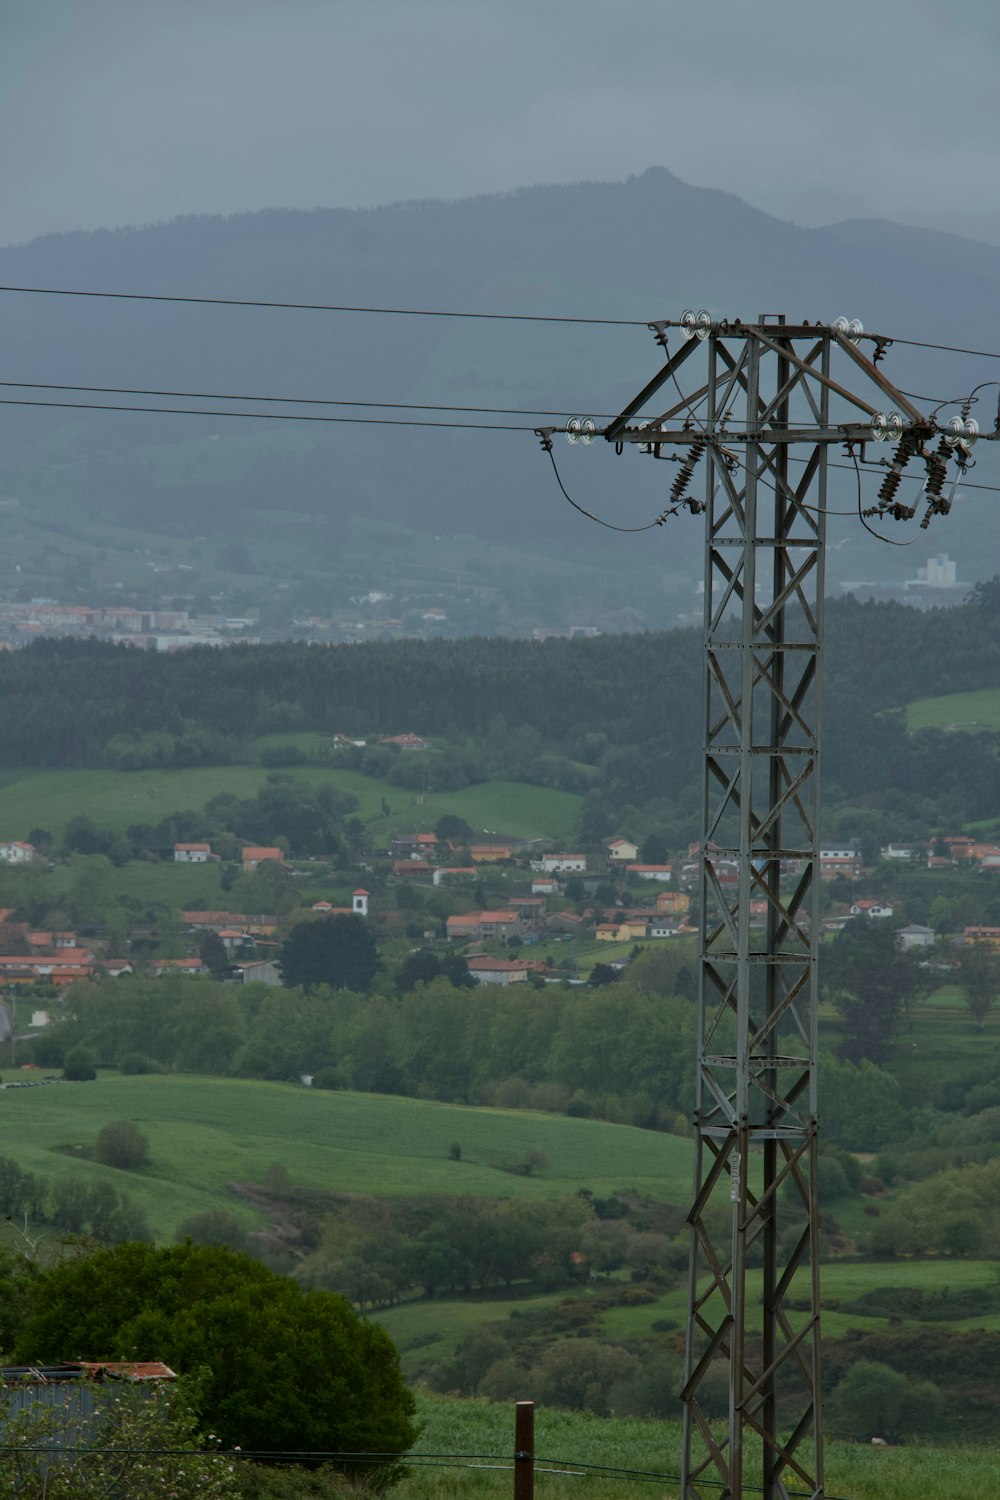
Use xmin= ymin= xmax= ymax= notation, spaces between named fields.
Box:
xmin=545 ymin=313 xmax=979 ymax=1500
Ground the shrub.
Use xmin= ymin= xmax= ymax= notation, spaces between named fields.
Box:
xmin=15 ymin=1242 xmax=418 ymax=1477
xmin=95 ymin=1120 xmax=150 ymax=1170
xmin=62 ymin=1046 xmax=97 ymax=1082
xmin=118 ymin=1052 xmax=156 ymax=1074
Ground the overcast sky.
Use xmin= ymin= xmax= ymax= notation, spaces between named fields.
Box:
xmin=3 ymin=0 xmax=1000 ymax=250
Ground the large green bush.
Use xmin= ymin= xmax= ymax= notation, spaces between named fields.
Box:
xmin=14 ymin=1242 xmax=418 ymax=1482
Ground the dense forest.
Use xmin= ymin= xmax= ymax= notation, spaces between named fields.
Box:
xmin=3 ymin=588 xmax=1000 ymax=841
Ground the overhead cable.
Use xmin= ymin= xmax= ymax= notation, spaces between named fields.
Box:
xmin=0 ymin=283 xmax=646 ymax=327
xmin=0 ymin=396 xmax=534 ymax=432
xmin=0 ymin=378 xmax=612 ymax=422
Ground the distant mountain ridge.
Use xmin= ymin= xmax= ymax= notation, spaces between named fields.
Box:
xmin=1 ymin=165 xmax=999 ymax=605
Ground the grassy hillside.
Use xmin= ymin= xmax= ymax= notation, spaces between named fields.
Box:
xmin=0 ymin=1073 xmax=694 ymax=1243
xmin=378 ymin=1250 xmax=1000 ymax=1386
xmin=0 ymin=761 xmax=580 ymax=844
xmin=905 ymin=686 xmax=1000 ymax=733
xmin=406 ymin=1392 xmax=994 ymax=1500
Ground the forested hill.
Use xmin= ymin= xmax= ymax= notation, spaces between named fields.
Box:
xmin=3 ymin=590 xmax=1000 ymax=830
xmin=5 ymin=167 xmax=1000 ymax=605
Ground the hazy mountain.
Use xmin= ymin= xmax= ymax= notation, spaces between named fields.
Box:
xmin=1 ymin=166 xmax=998 ymax=626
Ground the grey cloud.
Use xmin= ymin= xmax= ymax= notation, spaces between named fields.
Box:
xmin=1 ymin=0 xmax=999 ymax=247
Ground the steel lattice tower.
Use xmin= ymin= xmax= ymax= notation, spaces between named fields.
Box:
xmin=580 ymin=314 xmax=951 ymax=1500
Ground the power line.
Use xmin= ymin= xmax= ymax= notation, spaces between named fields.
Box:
xmin=0 ymin=396 xmax=534 ymax=432
xmin=0 ymin=283 xmax=646 ymax=327
xmin=0 ymin=378 xmax=609 ymax=422
xmin=538 ymin=438 xmax=674 ymax=532
xmin=888 ymin=333 xmax=1000 ymax=362
xmin=4 ymin=282 xmax=1000 ymax=368
xmin=6 ymin=393 xmax=1000 ymax=506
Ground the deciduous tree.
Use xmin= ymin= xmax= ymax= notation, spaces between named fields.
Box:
xmin=15 ymin=1242 xmax=417 ymax=1479
xmin=280 ymin=914 xmax=378 ymax=993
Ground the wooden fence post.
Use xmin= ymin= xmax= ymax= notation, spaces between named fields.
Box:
xmin=514 ymin=1400 xmax=534 ymax=1500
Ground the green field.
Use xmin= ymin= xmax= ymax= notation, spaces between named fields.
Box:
xmin=405 ymin=1392 xmax=995 ymax=1500
xmin=0 ymin=761 xmax=580 ymax=844
xmin=905 ymin=686 xmax=1000 ymax=732
xmin=380 ymin=1251 xmax=1000 ymax=1380
xmin=0 ymin=1074 xmax=694 ymax=1243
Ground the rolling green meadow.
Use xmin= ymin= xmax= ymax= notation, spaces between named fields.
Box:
xmin=905 ymin=686 xmax=1000 ymax=733
xmin=405 ymin=1393 xmax=997 ymax=1500
xmin=0 ymin=758 xmax=581 ymax=846
xmin=0 ymin=1073 xmax=695 ymax=1244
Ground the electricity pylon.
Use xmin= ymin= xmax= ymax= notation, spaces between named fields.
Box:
xmin=552 ymin=314 xmax=977 ymax=1500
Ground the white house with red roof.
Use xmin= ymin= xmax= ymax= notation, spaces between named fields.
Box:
xmin=0 ymin=841 xmax=35 ymax=865
xmin=150 ymin=956 xmax=210 ymax=976
xmin=849 ymin=899 xmax=894 ymax=919
xmin=174 ymin=842 xmax=212 ymax=863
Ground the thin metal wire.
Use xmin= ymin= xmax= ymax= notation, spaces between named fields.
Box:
xmin=0 ymin=396 xmax=533 ymax=432
xmin=0 ymin=283 xmax=647 ymax=327
xmin=0 ymin=378 xmax=617 ymax=422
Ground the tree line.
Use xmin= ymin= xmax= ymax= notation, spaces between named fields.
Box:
xmin=29 ymin=942 xmax=918 ymax=1155
xmin=4 ymin=592 xmax=1000 ymax=843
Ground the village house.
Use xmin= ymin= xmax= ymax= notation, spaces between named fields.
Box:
xmin=0 ymin=841 xmax=35 ymax=865
xmin=310 ymin=890 xmax=369 ymax=918
xmin=465 ymin=955 xmax=533 ymax=986
xmin=469 ymin=844 xmax=511 ymax=863
xmin=432 ymin=866 xmax=477 ymax=886
xmin=27 ymin=931 xmax=78 ymax=953
xmin=963 ymin=925 xmax=1000 ymax=952
xmin=898 ymin=923 xmax=936 ymax=950
xmin=607 ymin=837 xmax=639 ymax=863
xmin=392 ymin=833 xmax=438 ymax=858
xmin=597 ymin=909 xmax=679 ymax=941
xmin=537 ymin=853 xmax=587 ymax=874
xmin=0 ymin=947 xmax=95 ymax=985
xmin=508 ymin=896 xmax=546 ymax=929
xmin=625 ymin=863 xmax=673 ymax=882
xmin=849 ymin=898 xmax=894 ymax=919
xmin=819 ymin=846 xmax=864 ymax=880
xmin=880 ymin=842 xmax=915 ymax=861
xmin=531 ymin=876 xmax=560 ymax=895
xmin=655 ymin=889 xmax=690 ymax=915
xmin=173 ymin=842 xmax=212 ymax=863
xmin=232 ymin=958 xmax=282 ymax=985
xmin=217 ymin=928 xmax=254 ymax=953
xmin=241 ymin=845 xmax=284 ymax=873
xmin=393 ymin=858 xmax=432 ymax=879
xmin=381 ymin=732 xmax=430 ymax=751
xmin=445 ymin=909 xmax=521 ymax=943
xmin=182 ymin=911 xmax=277 ymax=936
xmin=150 ymin=956 xmax=210 ymax=976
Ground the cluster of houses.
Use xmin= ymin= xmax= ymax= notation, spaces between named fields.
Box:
xmin=9 ymin=804 xmax=1000 ymax=999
